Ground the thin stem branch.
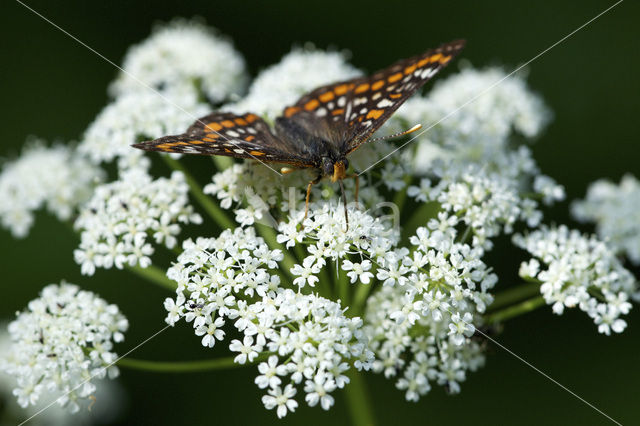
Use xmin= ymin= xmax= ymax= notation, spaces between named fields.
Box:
xmin=117 ymin=354 xmax=267 ymax=373
xmin=485 ymin=295 xmax=546 ymax=324
xmin=162 ymin=155 xmax=234 ymax=229
xmin=343 ymin=369 xmax=375 ymax=426
xmin=126 ymin=264 xmax=176 ymax=291
xmin=489 ymin=282 xmax=542 ymax=311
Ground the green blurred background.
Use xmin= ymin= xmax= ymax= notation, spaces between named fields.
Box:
xmin=1 ymin=0 xmax=639 ymax=425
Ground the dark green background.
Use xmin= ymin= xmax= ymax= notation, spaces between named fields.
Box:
xmin=1 ymin=1 xmax=639 ymax=425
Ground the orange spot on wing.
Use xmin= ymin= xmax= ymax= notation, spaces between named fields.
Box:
xmin=205 ymin=133 xmax=220 ymax=139
xmin=366 ymin=109 xmax=384 ymax=120
xmin=331 ymin=108 xmax=345 ymax=116
xmin=334 ymin=84 xmax=349 ymax=95
xmin=221 ymin=120 xmax=235 ymax=128
xmin=196 ymin=139 xmax=209 ymax=143
xmin=245 ymin=114 xmax=259 ymax=123
xmin=355 ymin=83 xmax=370 ymax=94
xmin=371 ymin=80 xmax=385 ymax=90
xmin=224 ymin=148 xmax=232 ymax=153
xmin=235 ymin=118 xmax=248 ymax=126
xmin=319 ymin=91 xmax=335 ymax=102
xmin=284 ymin=106 xmax=301 ymax=117
xmin=417 ymin=58 xmax=430 ymax=67
xmin=389 ymin=93 xmax=402 ymax=99
xmin=205 ymin=122 xmax=223 ymax=131
xmin=430 ymin=53 xmax=443 ymax=63
xmin=387 ymin=72 xmax=403 ymax=83
xmin=304 ymin=99 xmax=320 ymax=111
xmin=404 ymin=64 xmax=417 ymax=74
xmin=439 ymin=55 xmax=451 ymax=64
xmin=245 ymin=135 xmax=255 ymax=142
xmin=249 ymin=150 xmax=265 ymax=156
xmin=175 ymin=142 xmax=189 ymax=145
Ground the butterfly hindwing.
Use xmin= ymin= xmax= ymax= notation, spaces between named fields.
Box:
xmin=133 ymin=111 xmax=315 ymax=166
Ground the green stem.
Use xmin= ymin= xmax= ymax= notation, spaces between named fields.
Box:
xmin=352 ymin=284 xmax=373 ymax=317
xmin=392 ymin=176 xmax=411 ymax=213
xmin=489 ymin=282 xmax=542 ymax=311
xmin=212 ymin=156 xmax=233 ymax=171
xmin=344 ymin=369 xmax=375 ymax=426
xmin=162 ymin=155 xmax=234 ymax=229
xmin=402 ymin=201 xmax=440 ymax=240
xmin=126 ymin=264 xmax=176 ymax=291
xmin=117 ymin=354 xmax=267 ymax=373
xmin=485 ymin=295 xmax=546 ymax=324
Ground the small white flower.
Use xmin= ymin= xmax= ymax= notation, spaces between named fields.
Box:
xmin=290 ymin=257 xmax=321 ymax=288
xmin=342 ymin=260 xmax=374 ymax=284
xmin=229 ymin=336 xmax=262 ymax=364
xmin=261 ymin=384 xmax=298 ymax=418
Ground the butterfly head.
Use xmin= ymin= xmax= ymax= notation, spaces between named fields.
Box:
xmin=321 ymin=156 xmax=349 ymax=182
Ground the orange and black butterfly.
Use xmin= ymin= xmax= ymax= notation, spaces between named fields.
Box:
xmin=133 ymin=40 xmax=465 ymax=224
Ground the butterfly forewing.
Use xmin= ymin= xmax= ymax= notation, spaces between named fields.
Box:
xmin=132 ymin=111 xmax=315 ymax=166
xmin=279 ymin=40 xmax=466 ymax=155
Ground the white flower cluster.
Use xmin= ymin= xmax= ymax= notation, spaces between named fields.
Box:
xmin=164 ymin=227 xmax=373 ymax=418
xmin=364 ymin=285 xmax=486 ymax=400
xmin=408 ymin=159 xmax=563 ymax=251
xmin=74 ymin=168 xmax=201 ymax=275
xmin=109 ymin=18 xmax=247 ymax=103
xmin=572 ymin=174 xmax=640 ymax=265
xmin=278 ymin=205 xmax=398 ymax=285
xmin=0 ymin=141 xmax=103 ymax=238
xmin=362 ymin=226 xmax=495 ymax=400
xmin=226 ymin=47 xmax=361 ymax=122
xmin=395 ymin=67 xmax=550 ymax=172
xmin=78 ymin=88 xmax=210 ymax=168
xmin=513 ymin=225 xmax=638 ymax=335
xmin=277 ymin=203 xmax=495 ymax=400
xmin=0 ymin=283 xmax=128 ymax=413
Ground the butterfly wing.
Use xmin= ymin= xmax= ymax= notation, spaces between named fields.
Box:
xmin=278 ymin=40 xmax=466 ymax=156
xmin=132 ymin=112 xmax=316 ymax=167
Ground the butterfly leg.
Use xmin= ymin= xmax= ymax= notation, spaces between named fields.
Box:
xmin=346 ymin=174 xmax=360 ymax=209
xmin=304 ymin=174 xmax=323 ymax=220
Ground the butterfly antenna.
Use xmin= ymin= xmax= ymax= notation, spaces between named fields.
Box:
xmin=339 ymin=179 xmax=349 ymax=231
xmin=367 ymin=124 xmax=422 ymax=143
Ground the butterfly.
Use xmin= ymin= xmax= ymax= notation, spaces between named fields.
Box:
xmin=132 ymin=40 xmax=465 ymax=226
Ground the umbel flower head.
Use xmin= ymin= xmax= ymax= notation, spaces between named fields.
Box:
xmin=74 ymin=166 xmax=202 ymax=275
xmin=0 ymin=140 xmax=103 ymax=238
xmin=514 ymin=225 xmax=638 ymax=334
xmin=165 ymin=227 xmax=374 ymax=417
xmin=1 ymin=282 xmax=128 ymax=413
xmin=572 ymin=174 xmax=640 ymax=265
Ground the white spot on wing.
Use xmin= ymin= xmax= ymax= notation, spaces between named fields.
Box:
xmin=377 ymin=98 xmax=393 ymax=108
xmin=354 ymin=97 xmax=367 ymax=106
xmin=337 ymin=96 xmax=346 ymax=107
xmin=227 ymin=130 xmax=239 ymax=138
